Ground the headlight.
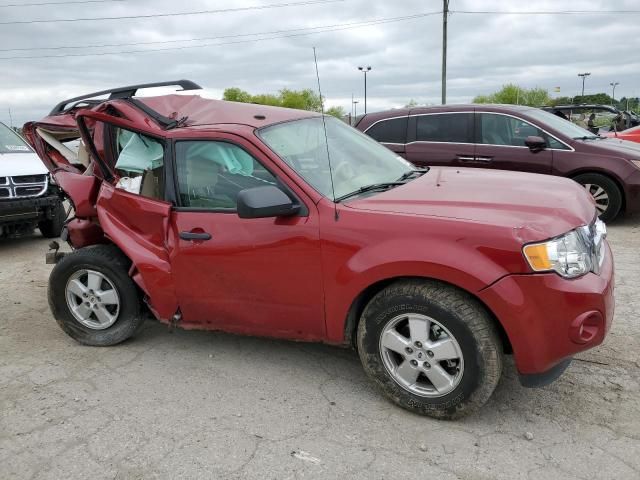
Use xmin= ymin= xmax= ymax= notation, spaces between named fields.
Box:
xmin=522 ymin=219 xmax=606 ymax=279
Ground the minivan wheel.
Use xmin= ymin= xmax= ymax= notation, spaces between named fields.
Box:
xmin=48 ymin=245 xmax=144 ymax=346
xmin=357 ymin=279 xmax=502 ymax=420
xmin=573 ymin=173 xmax=622 ymax=222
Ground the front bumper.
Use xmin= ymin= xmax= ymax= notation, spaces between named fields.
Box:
xmin=0 ymin=194 xmax=60 ymax=224
xmin=478 ymin=241 xmax=614 ymax=377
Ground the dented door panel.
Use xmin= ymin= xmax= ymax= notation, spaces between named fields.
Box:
xmin=96 ymin=182 xmax=179 ymax=320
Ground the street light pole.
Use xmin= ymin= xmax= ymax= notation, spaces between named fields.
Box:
xmin=442 ymin=0 xmax=449 ymax=105
xmin=358 ymin=66 xmax=371 ymax=114
xmin=610 ymin=82 xmax=619 ymax=105
xmin=578 ymin=72 xmax=591 ymax=99
xmin=353 ymin=100 xmax=359 ymax=118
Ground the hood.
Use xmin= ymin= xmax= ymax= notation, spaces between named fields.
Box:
xmin=581 ymin=136 xmax=640 ymax=157
xmin=345 ymin=167 xmax=596 ymax=243
xmin=0 ymin=151 xmax=49 ymax=177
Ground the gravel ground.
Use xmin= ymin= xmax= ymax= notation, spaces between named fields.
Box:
xmin=1 ymin=217 xmax=638 ymax=480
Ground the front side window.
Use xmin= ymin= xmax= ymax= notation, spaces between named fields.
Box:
xmin=113 ymin=127 xmax=165 ymax=199
xmin=365 ymin=117 xmax=408 ymax=144
xmin=259 ymin=116 xmax=412 ymax=200
xmin=0 ymin=123 xmax=32 ymax=154
xmin=415 ymin=113 xmax=473 ymax=143
xmin=478 ymin=113 xmax=547 ymax=147
xmin=175 ymin=141 xmax=277 ymax=209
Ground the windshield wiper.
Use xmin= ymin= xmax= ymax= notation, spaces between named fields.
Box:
xmin=335 ymin=182 xmax=405 ymax=203
xmin=396 ymin=168 xmax=429 ymax=182
xmin=573 ymin=135 xmax=600 ymax=140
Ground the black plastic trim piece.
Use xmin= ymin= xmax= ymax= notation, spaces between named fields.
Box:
xmin=49 ymin=80 xmax=202 ymax=115
xmin=519 ymin=358 xmax=572 ymax=388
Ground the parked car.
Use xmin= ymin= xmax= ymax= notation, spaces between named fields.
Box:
xmin=603 ymin=125 xmax=640 ymax=144
xmin=0 ymin=121 xmax=66 ymax=237
xmin=542 ymin=104 xmax=639 ymax=132
xmin=25 ymin=81 xmax=614 ymax=419
xmin=356 ymin=104 xmax=640 ymax=222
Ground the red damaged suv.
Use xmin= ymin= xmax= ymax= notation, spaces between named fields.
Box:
xmin=24 ymin=81 xmax=614 ymax=419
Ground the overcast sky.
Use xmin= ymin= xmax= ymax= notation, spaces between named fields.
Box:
xmin=1 ymin=0 xmax=639 ymax=126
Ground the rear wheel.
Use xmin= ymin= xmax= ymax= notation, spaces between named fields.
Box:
xmin=573 ymin=173 xmax=622 ymax=222
xmin=357 ymin=279 xmax=502 ymax=419
xmin=38 ymin=201 xmax=66 ymax=238
xmin=48 ymin=245 xmax=144 ymax=346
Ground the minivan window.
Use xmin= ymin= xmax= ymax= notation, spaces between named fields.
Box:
xmin=527 ymin=108 xmax=595 ymax=139
xmin=366 ymin=117 xmax=408 ymax=144
xmin=478 ymin=113 xmax=547 ymax=147
xmin=415 ymin=113 xmax=473 ymax=143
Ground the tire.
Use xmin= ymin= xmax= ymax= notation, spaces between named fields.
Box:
xmin=38 ymin=201 xmax=66 ymax=238
xmin=357 ymin=279 xmax=502 ymax=420
xmin=573 ymin=173 xmax=622 ymax=222
xmin=48 ymin=245 xmax=144 ymax=346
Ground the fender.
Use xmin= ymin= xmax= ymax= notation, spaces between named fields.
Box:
xmin=323 ymin=235 xmax=525 ymax=343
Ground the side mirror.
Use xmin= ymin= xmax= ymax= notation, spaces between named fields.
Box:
xmin=525 ymin=135 xmax=547 ymax=152
xmin=237 ymin=185 xmax=300 ymax=219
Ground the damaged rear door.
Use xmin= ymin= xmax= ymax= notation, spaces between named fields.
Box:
xmin=74 ymin=110 xmax=179 ymax=321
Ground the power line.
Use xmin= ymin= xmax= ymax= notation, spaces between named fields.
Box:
xmin=0 ymin=0 xmax=342 ymax=25
xmin=0 ymin=13 xmax=435 ymax=53
xmin=0 ymin=0 xmax=123 ymax=6
xmin=0 ymin=13 xmax=438 ymax=60
xmin=452 ymin=9 xmax=640 ymax=15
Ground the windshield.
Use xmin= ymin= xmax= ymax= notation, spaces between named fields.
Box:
xmin=0 ymin=123 xmax=32 ymax=154
xmin=259 ymin=116 xmax=413 ymax=200
xmin=527 ymin=109 xmax=598 ymax=139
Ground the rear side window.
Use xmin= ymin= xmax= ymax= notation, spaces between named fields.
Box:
xmin=415 ymin=113 xmax=473 ymax=143
xmin=365 ymin=117 xmax=408 ymax=144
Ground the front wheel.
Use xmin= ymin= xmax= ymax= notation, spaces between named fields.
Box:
xmin=357 ymin=279 xmax=502 ymax=419
xmin=48 ymin=245 xmax=144 ymax=346
xmin=573 ymin=173 xmax=622 ymax=222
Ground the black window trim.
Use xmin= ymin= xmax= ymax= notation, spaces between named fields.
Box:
xmin=168 ymin=137 xmax=308 ymax=216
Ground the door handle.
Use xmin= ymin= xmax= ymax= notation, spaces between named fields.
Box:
xmin=475 ymin=156 xmax=493 ymax=162
xmin=456 ymin=156 xmax=477 ymax=162
xmin=180 ymin=231 xmax=212 ymax=241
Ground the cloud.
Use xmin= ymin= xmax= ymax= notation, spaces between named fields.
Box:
xmin=1 ymin=0 xmax=638 ymax=126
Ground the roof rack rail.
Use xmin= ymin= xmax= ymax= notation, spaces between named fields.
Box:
xmin=49 ymin=79 xmax=202 ymax=115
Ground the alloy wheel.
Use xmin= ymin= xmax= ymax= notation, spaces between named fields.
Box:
xmin=583 ymin=183 xmax=610 ymax=215
xmin=379 ymin=313 xmax=464 ymax=397
xmin=65 ymin=269 xmax=120 ymax=330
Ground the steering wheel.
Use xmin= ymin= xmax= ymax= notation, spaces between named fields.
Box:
xmin=333 ymin=160 xmax=356 ymax=182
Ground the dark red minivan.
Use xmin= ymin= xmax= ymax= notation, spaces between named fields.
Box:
xmin=356 ymin=104 xmax=640 ymax=221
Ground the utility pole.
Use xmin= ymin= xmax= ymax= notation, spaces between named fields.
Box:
xmin=441 ymin=0 xmax=449 ymax=105
xmin=8 ymin=107 xmax=13 ymax=128
xmin=610 ymin=82 xmax=619 ymax=105
xmin=578 ymin=72 xmax=591 ymax=99
xmin=358 ymin=66 xmax=371 ymax=114
xmin=353 ymin=100 xmax=359 ymax=118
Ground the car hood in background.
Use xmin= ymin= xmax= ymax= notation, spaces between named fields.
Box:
xmin=0 ymin=152 xmax=48 ymax=177
xmin=345 ymin=167 xmax=595 ymax=243
xmin=584 ymin=137 xmax=640 ymax=156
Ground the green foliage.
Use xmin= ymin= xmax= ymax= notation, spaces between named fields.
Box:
xmin=325 ymin=106 xmax=346 ymax=118
xmin=404 ymin=99 xmax=419 ymax=108
xmin=223 ymin=87 xmax=325 ymax=113
xmin=473 ymin=84 xmax=551 ymax=107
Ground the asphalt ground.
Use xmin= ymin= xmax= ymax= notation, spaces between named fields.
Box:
xmin=1 ymin=216 xmax=639 ymax=479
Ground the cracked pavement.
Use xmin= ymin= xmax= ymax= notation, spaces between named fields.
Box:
xmin=1 ymin=217 xmax=639 ymax=479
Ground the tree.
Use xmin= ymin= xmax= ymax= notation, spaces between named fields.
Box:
xmin=473 ymin=84 xmax=551 ymax=107
xmin=404 ymin=99 xmax=419 ymax=108
xmin=222 ymin=87 xmax=326 ymax=113
xmin=325 ymin=106 xmax=346 ymax=119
